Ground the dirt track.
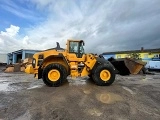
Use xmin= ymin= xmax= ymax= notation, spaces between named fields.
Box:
xmin=0 ymin=68 xmax=160 ymax=120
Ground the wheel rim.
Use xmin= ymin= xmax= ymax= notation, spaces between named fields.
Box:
xmin=48 ymin=69 xmax=60 ymax=81
xmin=100 ymin=70 xmax=111 ymax=81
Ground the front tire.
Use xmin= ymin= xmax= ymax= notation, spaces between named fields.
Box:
xmin=42 ymin=63 xmax=67 ymax=87
xmin=92 ymin=65 xmax=115 ymax=86
xmin=88 ymin=74 xmax=93 ymax=79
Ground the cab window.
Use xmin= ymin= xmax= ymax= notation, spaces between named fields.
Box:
xmin=69 ymin=42 xmax=79 ymax=53
xmin=69 ymin=41 xmax=85 ymax=58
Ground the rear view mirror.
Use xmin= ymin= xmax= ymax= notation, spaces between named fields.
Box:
xmin=80 ymin=40 xmax=85 ymax=46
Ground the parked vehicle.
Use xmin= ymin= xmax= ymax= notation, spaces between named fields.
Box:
xmin=147 ymin=61 xmax=160 ymax=70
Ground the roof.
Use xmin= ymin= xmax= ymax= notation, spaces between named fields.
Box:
xmin=103 ymin=48 xmax=160 ymax=55
xmin=7 ymin=49 xmax=42 ymax=55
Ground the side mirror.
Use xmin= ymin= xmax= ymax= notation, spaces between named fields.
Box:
xmin=80 ymin=40 xmax=85 ymax=46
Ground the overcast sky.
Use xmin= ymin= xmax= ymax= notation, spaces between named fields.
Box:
xmin=0 ymin=0 xmax=160 ymax=54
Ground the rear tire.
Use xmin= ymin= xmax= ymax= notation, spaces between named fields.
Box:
xmin=42 ymin=63 xmax=67 ymax=87
xmin=92 ymin=65 xmax=115 ymax=86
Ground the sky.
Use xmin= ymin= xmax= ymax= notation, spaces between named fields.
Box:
xmin=0 ymin=0 xmax=160 ymax=54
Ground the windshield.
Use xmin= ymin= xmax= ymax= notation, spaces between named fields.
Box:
xmin=69 ymin=42 xmax=79 ymax=53
xmin=69 ymin=41 xmax=85 ymax=57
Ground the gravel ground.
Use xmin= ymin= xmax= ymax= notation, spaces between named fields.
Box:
xmin=0 ymin=66 xmax=160 ymax=120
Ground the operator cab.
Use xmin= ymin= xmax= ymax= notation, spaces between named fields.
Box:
xmin=68 ymin=40 xmax=85 ymax=58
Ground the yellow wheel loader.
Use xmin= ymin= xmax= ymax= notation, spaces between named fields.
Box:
xmin=31 ymin=39 xmax=116 ymax=87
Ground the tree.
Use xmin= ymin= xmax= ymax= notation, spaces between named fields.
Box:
xmin=129 ymin=53 xmax=141 ymax=60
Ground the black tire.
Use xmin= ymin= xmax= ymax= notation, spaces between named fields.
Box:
xmin=88 ymin=74 xmax=94 ymax=83
xmin=42 ymin=63 xmax=67 ymax=87
xmin=88 ymin=74 xmax=93 ymax=79
xmin=92 ymin=65 xmax=115 ymax=86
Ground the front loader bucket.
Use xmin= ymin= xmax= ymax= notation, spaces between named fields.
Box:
xmin=124 ymin=58 xmax=146 ymax=74
xmin=108 ymin=58 xmax=146 ymax=75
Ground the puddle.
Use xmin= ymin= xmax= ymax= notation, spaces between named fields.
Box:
xmin=67 ymin=76 xmax=88 ymax=86
xmin=27 ymin=85 xmax=43 ymax=90
xmin=0 ymin=75 xmax=12 ymax=78
xmin=143 ymin=77 xmax=153 ymax=81
xmin=0 ymin=82 xmax=10 ymax=92
xmin=0 ymin=82 xmax=24 ymax=92
xmin=87 ymin=108 xmax=103 ymax=116
xmin=68 ymin=79 xmax=86 ymax=86
xmin=122 ymin=86 xmax=136 ymax=95
xmin=96 ymin=92 xmax=123 ymax=104
xmin=0 ymin=81 xmax=30 ymax=92
xmin=0 ymin=79 xmax=43 ymax=92
xmin=82 ymin=88 xmax=91 ymax=94
xmin=83 ymin=89 xmax=91 ymax=94
xmin=0 ymin=76 xmax=12 ymax=82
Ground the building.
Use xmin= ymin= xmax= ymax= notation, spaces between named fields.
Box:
xmin=102 ymin=48 xmax=160 ymax=70
xmin=7 ymin=49 xmax=42 ymax=64
xmin=102 ymin=48 xmax=160 ymax=62
xmin=0 ymin=54 xmax=7 ymax=63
